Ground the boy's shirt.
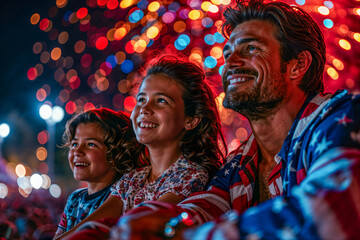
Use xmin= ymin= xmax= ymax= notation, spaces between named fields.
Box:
xmin=55 ymin=184 xmax=112 ymax=236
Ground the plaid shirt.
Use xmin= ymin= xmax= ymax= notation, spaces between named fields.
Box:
xmin=130 ymin=90 xmax=360 ymax=239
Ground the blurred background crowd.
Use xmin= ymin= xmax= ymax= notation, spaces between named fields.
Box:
xmin=0 ymin=0 xmax=359 ymax=238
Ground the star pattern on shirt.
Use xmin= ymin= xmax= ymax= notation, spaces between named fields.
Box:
xmin=224 ymin=169 xmax=230 ymax=176
xmin=293 ymin=141 xmax=302 ymax=154
xmin=315 ymin=135 xmax=333 ymax=155
xmin=287 ymin=160 xmax=297 ymax=176
xmin=320 ymin=106 xmax=332 ymax=120
xmin=335 ymin=113 xmax=353 ymax=126
xmin=310 ymin=130 xmax=321 ymax=147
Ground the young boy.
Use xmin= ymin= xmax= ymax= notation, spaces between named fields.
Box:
xmin=54 ymin=108 xmax=146 ymax=237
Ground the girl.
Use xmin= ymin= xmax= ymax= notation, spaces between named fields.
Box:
xmin=56 ymin=55 xmax=227 ymax=239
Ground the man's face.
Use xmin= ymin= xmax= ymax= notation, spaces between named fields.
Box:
xmin=222 ymin=19 xmax=289 ymax=121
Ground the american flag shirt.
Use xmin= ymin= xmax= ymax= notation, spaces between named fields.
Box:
xmin=130 ymin=90 xmax=360 ymax=239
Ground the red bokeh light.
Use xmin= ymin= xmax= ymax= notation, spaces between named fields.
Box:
xmin=76 ymin=7 xmax=88 ymax=19
xmin=95 ymin=36 xmax=108 ymax=50
xmin=37 ymin=130 xmax=49 ymax=145
xmin=124 ymin=96 xmax=136 ymax=112
xmin=27 ymin=67 xmax=38 ymax=80
xmin=39 ymin=18 xmax=50 ymax=30
xmin=65 ymin=101 xmax=77 ymax=114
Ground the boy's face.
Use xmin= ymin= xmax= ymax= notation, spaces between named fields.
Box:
xmin=68 ymin=122 xmax=116 ymax=184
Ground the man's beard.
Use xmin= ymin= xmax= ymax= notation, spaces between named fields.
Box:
xmin=223 ymin=71 xmax=288 ymax=121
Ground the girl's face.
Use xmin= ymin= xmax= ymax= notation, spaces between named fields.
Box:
xmin=131 ymin=74 xmax=190 ymax=149
xmin=68 ymin=122 xmax=116 ymax=184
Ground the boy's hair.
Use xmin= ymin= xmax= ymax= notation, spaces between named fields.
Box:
xmin=137 ymin=54 xmax=227 ymax=177
xmin=62 ymin=108 xmax=148 ymax=175
xmin=222 ymin=0 xmax=326 ymax=94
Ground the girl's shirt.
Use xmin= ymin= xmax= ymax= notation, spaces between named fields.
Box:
xmin=111 ymin=156 xmax=208 ymax=213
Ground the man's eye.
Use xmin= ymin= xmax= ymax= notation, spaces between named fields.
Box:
xmin=247 ymin=45 xmax=259 ymax=53
xmin=224 ymin=52 xmax=231 ymax=60
xmin=158 ymin=98 xmax=167 ymax=104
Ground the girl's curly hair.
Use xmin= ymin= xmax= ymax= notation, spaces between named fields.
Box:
xmin=135 ymin=54 xmax=227 ymax=177
xmin=62 ymin=108 xmax=148 ymax=176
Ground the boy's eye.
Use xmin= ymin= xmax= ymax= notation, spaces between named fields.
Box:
xmin=137 ymin=98 xmax=145 ymax=102
xmin=88 ymin=142 xmax=96 ymax=147
xmin=71 ymin=142 xmax=78 ymax=147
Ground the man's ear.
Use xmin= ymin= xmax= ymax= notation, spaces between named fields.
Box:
xmin=184 ymin=117 xmax=201 ymax=130
xmin=290 ymin=50 xmax=312 ymax=80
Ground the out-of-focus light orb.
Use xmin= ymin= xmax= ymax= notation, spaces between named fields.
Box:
xmin=208 ymin=4 xmax=219 ymax=13
xmin=188 ymin=10 xmax=201 ymax=20
xmin=0 ymin=123 xmax=10 ymax=138
xmin=39 ymin=104 xmax=52 ymax=120
xmin=76 ymin=7 xmax=88 ymax=19
xmin=204 ymin=34 xmax=215 ymax=45
xmin=148 ymin=1 xmax=160 ymax=12
xmin=51 ymin=47 xmax=62 ymax=61
xmin=228 ymin=139 xmax=241 ymax=152
xmin=124 ymin=96 xmax=136 ymax=112
xmin=36 ymin=147 xmax=48 ymax=161
xmin=95 ymin=36 xmax=109 ymax=50
xmin=323 ymin=19 xmax=333 ymax=29
xmin=37 ymin=130 xmax=49 ymax=145
xmin=327 ymin=67 xmax=339 ymax=80
xmin=30 ymin=13 xmax=41 ymax=25
xmin=353 ymin=33 xmax=360 ymax=42
xmin=0 ymin=183 xmax=8 ymax=199
xmin=219 ymin=65 xmax=225 ymax=76
xmin=201 ymin=1 xmax=212 ymax=11
xmin=109 ymin=0 xmax=120 ymax=9
xmin=121 ymin=59 xmax=134 ymax=73
xmin=147 ymin=26 xmax=159 ymax=39
xmin=49 ymin=184 xmax=62 ymax=198
xmin=106 ymin=55 xmax=118 ymax=68
xmin=236 ymin=127 xmax=248 ymax=142
xmin=204 ymin=56 xmax=217 ymax=68
xmin=17 ymin=176 xmax=31 ymax=190
xmin=66 ymin=101 xmax=77 ymax=114
xmin=339 ymin=39 xmax=351 ymax=50
xmin=129 ymin=10 xmax=144 ymax=23
xmin=333 ymin=59 xmax=344 ymax=70
xmin=214 ymin=32 xmax=225 ymax=43
xmin=41 ymin=174 xmax=51 ymax=189
xmin=324 ymin=1 xmax=334 ymax=9
xmin=15 ymin=164 xmax=26 ymax=177
xmin=318 ymin=6 xmax=330 ymax=15
xmin=295 ymin=0 xmax=305 ymax=5
xmin=221 ymin=0 xmax=231 ymax=5
xmin=27 ymin=67 xmax=38 ymax=80
xmin=30 ymin=173 xmax=43 ymax=189
xmin=210 ymin=46 xmax=223 ymax=59
xmin=84 ymin=102 xmax=95 ymax=112
xmin=36 ymin=88 xmax=47 ymax=102
xmin=114 ymin=27 xmax=127 ymax=40
xmin=56 ymin=0 xmax=68 ymax=8
xmin=58 ymin=31 xmax=69 ymax=44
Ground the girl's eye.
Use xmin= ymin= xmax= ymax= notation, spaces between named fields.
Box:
xmin=71 ymin=142 xmax=78 ymax=148
xmin=88 ymin=142 xmax=96 ymax=147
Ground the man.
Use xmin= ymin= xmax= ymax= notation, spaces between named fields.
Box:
xmin=111 ymin=0 xmax=360 ymax=239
